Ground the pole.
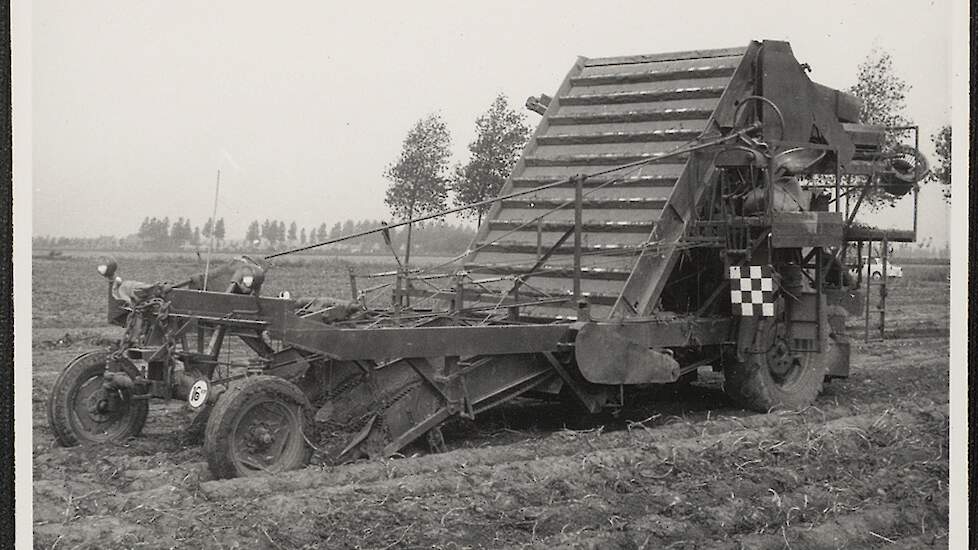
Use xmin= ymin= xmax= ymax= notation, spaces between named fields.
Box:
xmin=403 ymin=204 xmax=414 ymax=308
xmin=913 ymin=126 xmax=920 ymax=240
xmin=880 ymin=233 xmax=888 ymax=340
xmin=573 ymin=175 xmax=583 ymax=302
xmin=536 ymin=219 xmax=543 ymax=260
xmin=834 ymin=153 xmax=841 ymax=213
xmin=864 ymin=240 xmax=872 ymax=342
xmin=202 ymin=169 xmax=221 ymax=291
xmin=348 ymin=267 xmax=358 ymax=301
xmin=765 ymin=145 xmax=775 ymax=221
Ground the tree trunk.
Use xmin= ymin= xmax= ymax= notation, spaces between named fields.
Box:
xmin=404 ymin=200 xmax=415 ymax=269
xmin=405 ymin=222 xmax=413 ymax=269
xmin=404 ymin=208 xmax=414 ymax=308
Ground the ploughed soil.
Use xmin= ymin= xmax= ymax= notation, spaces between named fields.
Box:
xmin=30 ymin=255 xmax=951 ymax=549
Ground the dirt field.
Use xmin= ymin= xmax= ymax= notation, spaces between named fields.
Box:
xmin=31 ymin=254 xmax=950 ymax=549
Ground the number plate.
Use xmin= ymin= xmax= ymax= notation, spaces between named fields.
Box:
xmin=188 ymin=380 xmax=209 ymax=408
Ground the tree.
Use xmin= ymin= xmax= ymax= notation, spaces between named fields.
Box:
xmin=451 ymin=94 xmax=530 ymax=225
xmin=299 ymin=227 xmax=307 ymax=245
xmin=214 ymin=218 xmax=226 ymax=241
xmin=171 ymin=217 xmax=192 ymax=246
xmin=245 ymin=221 xmax=260 ymax=244
xmin=850 ymin=49 xmax=911 ymax=130
xmin=182 ymin=218 xmax=194 ymax=245
xmin=288 ymin=221 xmax=298 ymax=242
xmin=266 ymin=221 xmax=278 ymax=243
xmin=384 ymin=113 xmax=452 ymax=265
xmin=169 ymin=218 xmax=182 ymax=245
xmin=202 ymin=218 xmax=213 ymax=239
xmin=138 ymin=217 xmax=169 ymax=248
xmin=929 ymin=125 xmax=951 ymax=202
xmin=192 ymin=226 xmax=201 ymax=246
xmin=847 ymin=49 xmax=913 ymax=209
xmin=162 ymin=217 xmax=171 ymax=245
xmin=138 ymin=217 xmax=151 ymax=243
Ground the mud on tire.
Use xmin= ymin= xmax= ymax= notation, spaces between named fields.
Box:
xmin=46 ymin=350 xmax=148 ymax=446
xmin=204 ymin=375 xmax=313 ymax=479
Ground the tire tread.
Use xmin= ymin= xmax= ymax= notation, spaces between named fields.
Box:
xmin=204 ymin=375 xmax=312 ymax=479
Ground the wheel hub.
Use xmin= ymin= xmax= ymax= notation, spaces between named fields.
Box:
xmin=85 ymin=388 xmax=118 ymax=423
xmin=768 ymin=338 xmax=793 ymax=376
xmin=247 ymin=424 xmax=278 ymax=450
xmin=759 ymin=318 xmax=805 ymax=384
xmin=235 ymin=404 xmax=293 ymax=467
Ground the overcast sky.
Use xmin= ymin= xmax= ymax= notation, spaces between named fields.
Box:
xmin=30 ymin=0 xmax=954 ymax=247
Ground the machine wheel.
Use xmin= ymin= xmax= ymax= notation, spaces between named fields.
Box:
xmin=723 ymin=314 xmax=827 ymax=412
xmin=871 ymin=271 xmax=883 ymax=281
xmin=47 ymin=350 xmax=148 ymax=446
xmin=204 ymin=375 xmax=312 ymax=479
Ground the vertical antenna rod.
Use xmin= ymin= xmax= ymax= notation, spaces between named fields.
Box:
xmin=203 ymin=169 xmax=221 ymax=290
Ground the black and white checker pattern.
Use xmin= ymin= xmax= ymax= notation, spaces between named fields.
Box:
xmin=729 ymin=265 xmax=775 ymax=316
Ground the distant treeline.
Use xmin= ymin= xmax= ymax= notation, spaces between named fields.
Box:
xmin=34 ymin=216 xmax=947 ymax=260
xmin=33 ymin=217 xmax=478 ymax=257
xmin=242 ymin=218 xmax=478 ymax=256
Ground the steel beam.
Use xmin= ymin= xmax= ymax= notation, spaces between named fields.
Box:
xmin=281 ymin=319 xmax=572 ymax=360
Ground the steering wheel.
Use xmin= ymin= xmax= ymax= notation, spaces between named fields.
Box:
xmin=732 ymin=95 xmax=786 ymax=152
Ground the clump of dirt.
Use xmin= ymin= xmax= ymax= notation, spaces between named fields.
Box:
xmin=35 ymin=330 xmax=117 ymax=349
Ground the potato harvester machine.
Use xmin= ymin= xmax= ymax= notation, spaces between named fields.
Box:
xmin=47 ymin=40 xmax=927 ymax=478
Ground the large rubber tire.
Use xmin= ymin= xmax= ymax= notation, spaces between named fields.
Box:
xmin=46 ymin=350 xmax=148 ymax=446
xmin=723 ymin=316 xmax=827 ymax=412
xmin=871 ymin=271 xmax=883 ymax=281
xmin=204 ymin=375 xmax=312 ymax=479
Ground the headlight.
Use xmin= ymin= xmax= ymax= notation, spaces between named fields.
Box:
xmin=230 ymin=260 xmax=265 ymax=294
xmin=96 ymin=257 xmax=118 ymax=279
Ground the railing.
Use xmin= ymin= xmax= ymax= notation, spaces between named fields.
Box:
xmin=266 ymin=125 xmax=764 ymax=324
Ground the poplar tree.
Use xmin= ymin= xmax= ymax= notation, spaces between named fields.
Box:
xmin=451 ymin=94 xmax=530 ymax=225
xmin=384 ymin=114 xmax=452 ymax=265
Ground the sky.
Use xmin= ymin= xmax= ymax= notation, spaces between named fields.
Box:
xmin=29 ymin=0 xmax=955 ymax=247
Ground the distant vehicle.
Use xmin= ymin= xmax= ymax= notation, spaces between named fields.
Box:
xmin=851 ymin=257 xmax=903 ymax=280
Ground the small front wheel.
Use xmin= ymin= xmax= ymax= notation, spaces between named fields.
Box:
xmin=871 ymin=271 xmax=883 ymax=281
xmin=46 ymin=350 xmax=148 ymax=446
xmin=204 ymin=376 xmax=312 ymax=479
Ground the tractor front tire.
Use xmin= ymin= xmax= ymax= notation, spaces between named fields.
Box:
xmin=47 ymin=350 xmax=148 ymax=446
xmin=204 ymin=375 xmax=312 ymax=479
xmin=723 ymin=316 xmax=827 ymax=412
